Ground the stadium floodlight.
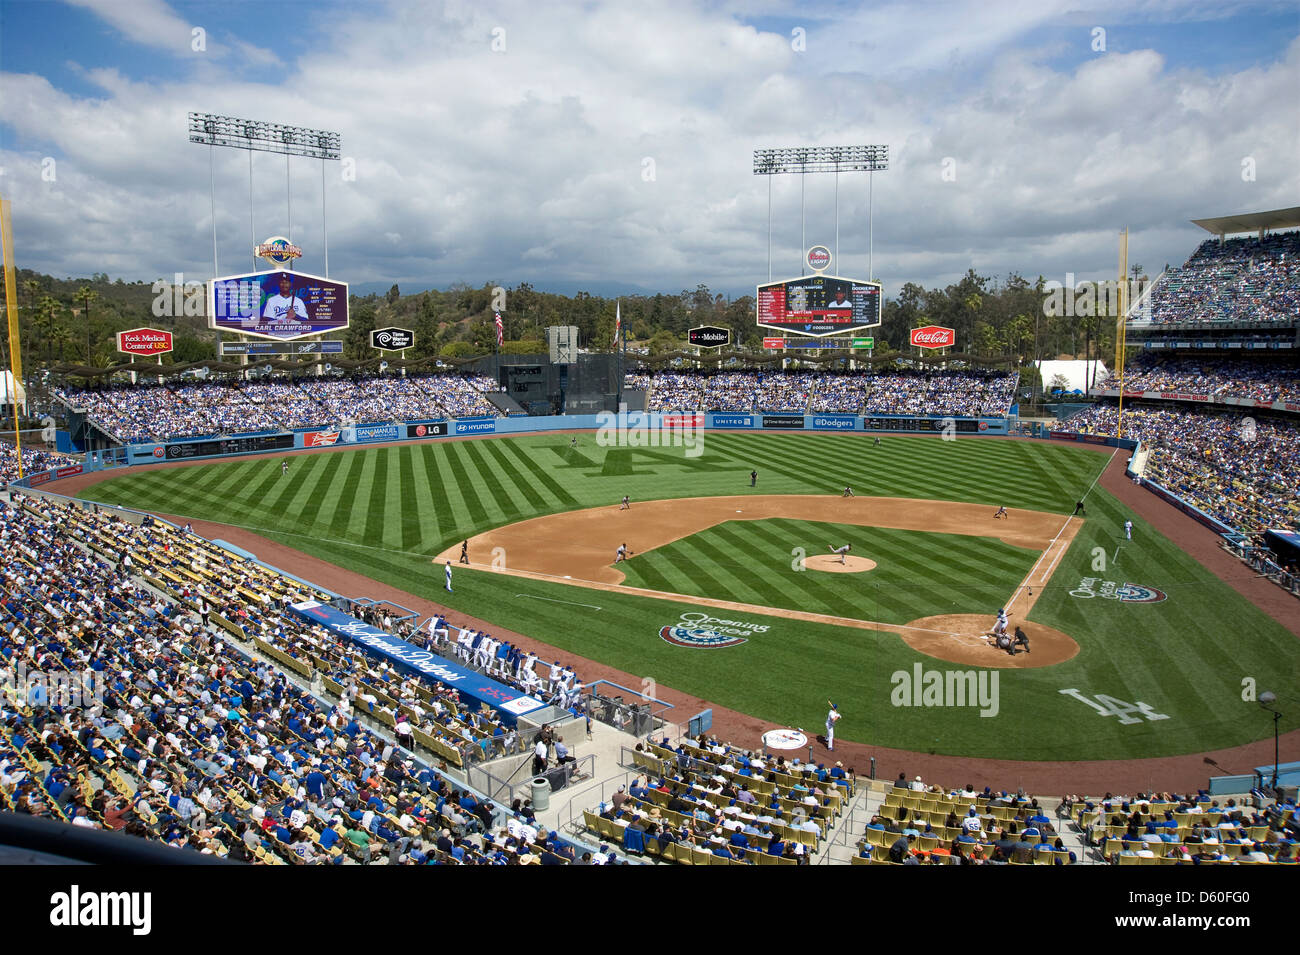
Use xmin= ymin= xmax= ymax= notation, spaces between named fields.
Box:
xmin=188 ymin=112 xmax=342 ymax=279
xmin=753 ymin=145 xmax=889 ymax=280
xmin=188 ymin=114 xmax=341 ymax=160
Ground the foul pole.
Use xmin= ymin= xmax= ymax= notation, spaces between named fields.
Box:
xmin=1116 ymin=227 xmax=1129 ymax=439
xmin=0 ymin=197 xmax=24 ymax=478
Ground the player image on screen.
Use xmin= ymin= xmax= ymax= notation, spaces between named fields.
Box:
xmin=827 ymin=288 xmax=852 ymax=309
xmin=263 ymin=272 xmax=310 ymax=323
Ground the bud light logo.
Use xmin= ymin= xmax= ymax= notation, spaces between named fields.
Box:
xmin=659 ymin=626 xmax=748 ymax=649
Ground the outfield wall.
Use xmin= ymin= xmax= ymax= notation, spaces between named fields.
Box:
xmin=10 ymin=411 xmax=1013 ymax=486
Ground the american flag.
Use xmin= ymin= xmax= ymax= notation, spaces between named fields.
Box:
xmin=494 ymin=312 xmax=503 ymax=348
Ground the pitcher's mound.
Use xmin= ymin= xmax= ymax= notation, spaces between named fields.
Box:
xmin=803 ymin=554 xmax=878 ymax=573
xmin=899 ymin=614 xmax=1079 ymax=668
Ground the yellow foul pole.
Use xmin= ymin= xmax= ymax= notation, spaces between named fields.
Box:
xmin=1116 ymin=227 xmax=1129 ymax=440
xmin=0 ymin=197 xmax=23 ymax=478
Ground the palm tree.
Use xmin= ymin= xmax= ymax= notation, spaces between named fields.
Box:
xmin=74 ymin=286 xmax=99 ymax=363
xmin=51 ymin=322 xmax=74 ymax=363
xmin=33 ymin=296 xmax=61 ymax=365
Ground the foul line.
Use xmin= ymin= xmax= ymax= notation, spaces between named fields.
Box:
xmin=514 ymin=593 xmax=603 ymax=611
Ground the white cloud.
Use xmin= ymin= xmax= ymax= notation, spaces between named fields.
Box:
xmin=0 ymin=1 xmax=1295 ymax=299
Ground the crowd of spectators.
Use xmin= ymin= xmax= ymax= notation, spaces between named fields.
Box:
xmin=859 ymin=778 xmax=1072 ymax=865
xmin=1064 ymin=790 xmax=1299 ymax=864
xmin=1064 ymin=403 xmax=1300 ymax=533
xmin=0 ymin=494 xmax=581 ymax=864
xmin=1 ymin=441 xmax=80 ymax=486
xmin=1099 ymin=357 xmax=1300 ymax=405
xmin=641 ymin=370 xmax=1017 ymax=416
xmin=588 ymin=735 xmax=854 ymax=864
xmin=1144 ymin=231 xmax=1300 ymax=326
xmin=55 ymin=373 xmax=504 ymax=443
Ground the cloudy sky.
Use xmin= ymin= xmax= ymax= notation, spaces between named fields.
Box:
xmin=0 ymin=0 xmax=1297 ymax=299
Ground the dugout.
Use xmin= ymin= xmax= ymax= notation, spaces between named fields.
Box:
xmin=1263 ymin=529 xmax=1300 ymax=569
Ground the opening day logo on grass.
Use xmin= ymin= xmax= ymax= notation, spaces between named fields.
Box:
xmin=658 ymin=611 xmax=769 ymax=648
xmin=1071 ymin=577 xmax=1168 ymax=603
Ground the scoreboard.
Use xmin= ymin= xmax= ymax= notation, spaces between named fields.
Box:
xmin=757 ymin=274 xmax=882 ymax=337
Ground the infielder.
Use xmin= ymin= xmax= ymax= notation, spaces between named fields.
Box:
xmin=829 ymin=543 xmax=851 ymax=565
xmin=826 ymin=701 xmax=841 ymax=752
xmin=615 ymin=543 xmax=632 ymax=563
xmin=994 ymin=506 xmax=1008 ymax=519
xmin=842 ymin=486 xmax=855 ymax=498
xmin=620 ymin=495 xmax=630 ymax=510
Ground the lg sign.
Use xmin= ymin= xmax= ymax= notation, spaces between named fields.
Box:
xmin=910 ymin=326 xmax=956 ymax=349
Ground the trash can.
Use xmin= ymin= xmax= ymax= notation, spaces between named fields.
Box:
xmin=531 ymin=777 xmax=551 ymax=812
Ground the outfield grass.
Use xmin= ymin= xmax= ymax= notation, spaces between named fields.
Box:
xmin=78 ymin=433 xmax=1300 ymax=761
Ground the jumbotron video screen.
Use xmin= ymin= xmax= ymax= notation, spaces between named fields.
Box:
xmin=756 ymin=274 xmax=883 ymax=337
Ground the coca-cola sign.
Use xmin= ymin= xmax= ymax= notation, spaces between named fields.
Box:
xmin=910 ymin=326 xmax=955 ymax=349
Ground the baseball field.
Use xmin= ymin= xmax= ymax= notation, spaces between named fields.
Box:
xmin=76 ymin=431 xmax=1300 ymax=765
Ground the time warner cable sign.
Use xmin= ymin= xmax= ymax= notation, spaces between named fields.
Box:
xmin=209 ymin=269 xmax=349 ymax=342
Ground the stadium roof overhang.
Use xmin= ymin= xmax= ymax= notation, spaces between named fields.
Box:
xmin=1190 ymin=206 xmax=1300 ymax=237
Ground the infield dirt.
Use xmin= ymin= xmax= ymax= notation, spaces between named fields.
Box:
xmin=436 ymin=494 xmax=1083 ymax=668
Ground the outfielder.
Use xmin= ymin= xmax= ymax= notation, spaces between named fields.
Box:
xmin=826 ymin=701 xmax=841 ymax=752
xmin=1124 ymin=520 xmax=1132 ymax=541
xmin=829 ymin=543 xmax=851 ymax=565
